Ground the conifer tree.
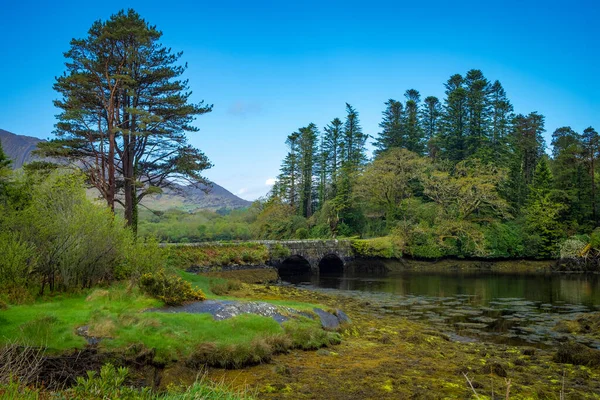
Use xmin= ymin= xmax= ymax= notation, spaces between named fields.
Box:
xmin=505 ymin=112 xmax=546 ymax=209
xmin=404 ymin=89 xmax=424 ymax=154
xmin=342 ymin=103 xmax=367 ymax=168
xmin=582 ymin=127 xmax=599 ymax=224
xmin=38 ymin=9 xmax=212 ymax=234
xmin=322 ymin=118 xmax=344 ymax=198
xmin=422 ymin=96 xmax=442 ymax=158
xmin=441 ymin=74 xmax=468 ymax=162
xmin=298 ymin=124 xmax=318 ymax=218
xmin=489 ymin=80 xmax=514 ymax=156
xmin=277 ymin=132 xmax=300 ymax=208
xmin=464 ymin=69 xmax=491 ymax=156
xmin=373 ymin=99 xmax=404 ymax=155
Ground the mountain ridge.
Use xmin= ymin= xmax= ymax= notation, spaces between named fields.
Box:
xmin=0 ymin=129 xmax=250 ymax=211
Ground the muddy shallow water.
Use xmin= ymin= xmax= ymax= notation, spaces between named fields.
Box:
xmin=286 ymin=270 xmax=600 ymax=348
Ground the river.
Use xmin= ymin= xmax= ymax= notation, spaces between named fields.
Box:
xmin=283 ymin=268 xmax=600 ymax=348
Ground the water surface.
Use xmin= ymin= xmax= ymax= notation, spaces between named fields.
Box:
xmin=288 ymin=270 xmax=600 ymax=348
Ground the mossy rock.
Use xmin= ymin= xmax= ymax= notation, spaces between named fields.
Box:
xmin=554 ymin=342 xmax=600 ymax=367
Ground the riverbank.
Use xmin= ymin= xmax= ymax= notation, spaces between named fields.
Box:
xmin=194 ymin=280 xmax=600 ymax=399
xmin=2 ymin=268 xmax=600 ymax=398
xmin=345 ymin=257 xmax=558 ymax=274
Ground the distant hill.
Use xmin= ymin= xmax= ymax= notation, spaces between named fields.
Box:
xmin=0 ymin=128 xmax=251 ymax=211
xmin=0 ymin=129 xmax=43 ymax=168
xmin=145 ymin=182 xmax=252 ymax=212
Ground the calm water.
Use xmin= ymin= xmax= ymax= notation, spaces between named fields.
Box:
xmin=309 ymin=271 xmax=600 ymax=307
xmin=285 ymin=270 xmax=600 ymax=347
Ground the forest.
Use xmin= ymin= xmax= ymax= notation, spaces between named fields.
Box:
xmin=140 ymin=69 xmax=598 ymax=260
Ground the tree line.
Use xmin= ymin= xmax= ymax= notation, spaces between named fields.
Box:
xmin=264 ymin=69 xmax=598 ymax=258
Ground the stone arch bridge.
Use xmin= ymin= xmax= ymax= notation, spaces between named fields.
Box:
xmin=166 ymin=239 xmax=355 ymax=278
xmin=259 ymin=240 xmax=354 ymax=276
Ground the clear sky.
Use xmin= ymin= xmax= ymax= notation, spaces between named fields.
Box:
xmin=1 ymin=0 xmax=598 ymax=200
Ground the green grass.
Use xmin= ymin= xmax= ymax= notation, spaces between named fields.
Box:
xmin=0 ymin=274 xmax=335 ymax=363
xmin=1 ymin=366 xmax=255 ymax=399
xmin=176 ymin=269 xmax=225 ymax=296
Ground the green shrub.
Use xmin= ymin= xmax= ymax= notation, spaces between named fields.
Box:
xmin=72 ymin=363 xmax=152 ymax=399
xmin=166 ymin=244 xmax=269 ymax=269
xmin=295 ymin=228 xmax=309 ymax=239
xmin=351 ymin=237 xmax=401 ymax=259
xmin=117 ymin=237 xmax=165 ymax=280
xmin=560 ymin=237 xmax=588 ymax=259
xmin=590 ymin=228 xmax=600 ymax=250
xmin=269 ymin=243 xmax=291 ymax=260
xmin=0 ymin=231 xmax=37 ymax=288
xmin=139 ymin=269 xmax=206 ymax=306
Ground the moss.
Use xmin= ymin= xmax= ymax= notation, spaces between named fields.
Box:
xmin=554 ymin=342 xmax=600 ymax=367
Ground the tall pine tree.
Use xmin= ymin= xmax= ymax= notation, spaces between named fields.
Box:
xmin=373 ymin=99 xmax=404 ymax=155
xmin=404 ymin=89 xmax=424 ymax=154
xmin=440 ymin=74 xmax=468 ymax=162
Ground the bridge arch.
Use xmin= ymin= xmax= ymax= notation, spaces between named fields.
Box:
xmin=278 ymin=255 xmax=312 ymax=282
xmin=318 ymin=253 xmax=344 ymax=275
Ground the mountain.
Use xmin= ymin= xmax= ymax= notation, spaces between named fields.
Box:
xmin=145 ymin=182 xmax=252 ymax=211
xmin=0 ymin=129 xmax=251 ymax=211
xmin=0 ymin=129 xmax=43 ymax=168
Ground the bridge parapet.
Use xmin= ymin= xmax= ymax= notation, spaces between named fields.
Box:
xmin=260 ymin=239 xmax=354 ymax=272
xmin=163 ymin=239 xmax=355 ymax=273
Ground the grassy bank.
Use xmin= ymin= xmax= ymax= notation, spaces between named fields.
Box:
xmin=202 ymin=284 xmax=600 ymax=399
xmin=0 ymin=273 xmax=339 ymax=367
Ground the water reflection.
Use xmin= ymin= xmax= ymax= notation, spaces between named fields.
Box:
xmin=285 ymin=269 xmax=600 ymax=348
xmin=308 ymin=271 xmax=600 ymax=307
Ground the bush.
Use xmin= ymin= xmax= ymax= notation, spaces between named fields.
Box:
xmin=166 ymin=244 xmax=269 ymax=269
xmin=560 ymin=237 xmax=588 ymax=259
xmin=0 ymin=231 xmax=37 ymax=288
xmin=72 ymin=363 xmax=152 ymax=399
xmin=295 ymin=228 xmax=309 ymax=239
xmin=351 ymin=237 xmax=401 ymax=259
xmin=139 ymin=269 xmax=206 ymax=305
xmin=117 ymin=237 xmax=165 ymax=280
xmin=269 ymin=243 xmax=291 ymax=260
xmin=10 ymin=171 xmax=131 ymax=292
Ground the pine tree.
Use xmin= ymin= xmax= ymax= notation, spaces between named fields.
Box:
xmin=530 ymin=156 xmax=553 ymax=197
xmin=582 ymin=127 xmax=600 ymax=225
xmin=0 ymin=138 xmax=10 ymax=170
xmin=404 ymin=89 xmax=424 ymax=154
xmin=298 ymin=124 xmax=318 ymax=218
xmin=373 ymin=99 xmax=404 ymax=155
xmin=487 ymin=80 xmax=514 ymax=164
xmin=322 ymin=118 xmax=344 ymax=199
xmin=342 ymin=103 xmax=367 ymax=169
xmin=421 ymin=96 xmax=442 ymax=158
xmin=464 ymin=69 xmax=491 ymax=156
xmin=277 ymin=132 xmax=301 ymax=208
xmin=441 ymin=74 xmax=468 ymax=162
xmin=38 ymin=9 xmax=212 ymax=234
xmin=505 ymin=112 xmax=546 ymax=209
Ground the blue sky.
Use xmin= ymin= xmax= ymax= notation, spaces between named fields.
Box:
xmin=1 ymin=0 xmax=598 ymax=200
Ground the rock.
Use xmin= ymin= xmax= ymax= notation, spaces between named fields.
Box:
xmin=313 ymin=308 xmax=340 ymax=330
xmin=335 ymin=309 xmax=351 ymax=324
xmin=554 ymin=342 xmax=600 ymax=367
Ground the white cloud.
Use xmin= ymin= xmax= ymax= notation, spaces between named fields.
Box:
xmin=236 ymin=188 xmax=248 ymax=195
xmin=265 ymin=178 xmax=276 ymax=186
